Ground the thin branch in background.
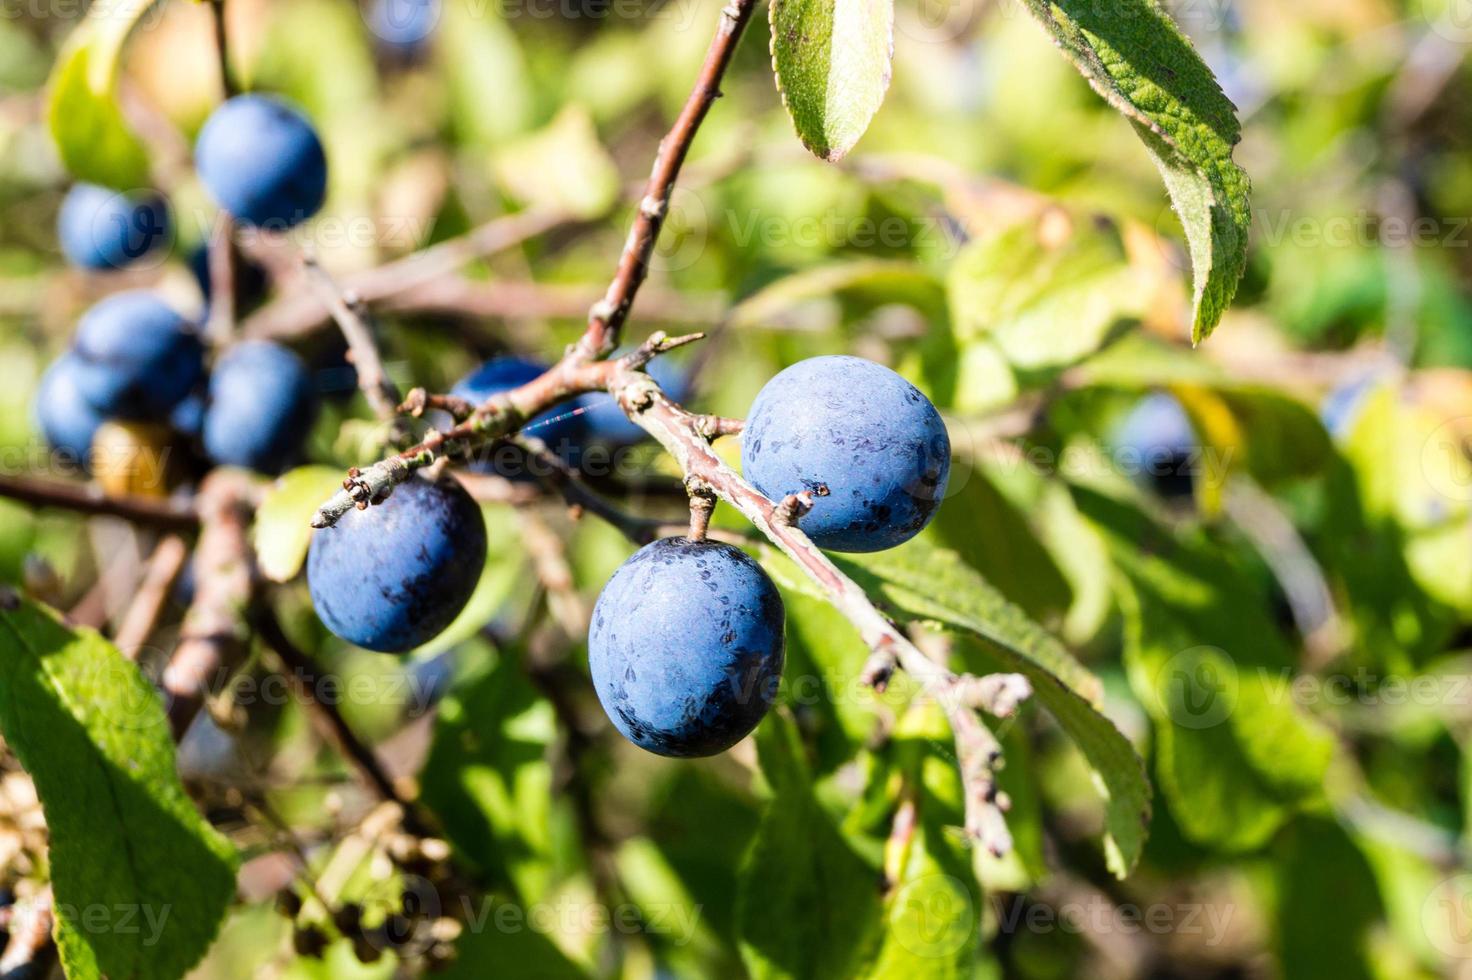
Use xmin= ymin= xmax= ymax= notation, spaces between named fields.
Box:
xmin=0 ymin=474 xmax=198 ymax=531
xmin=209 ymin=0 xmax=238 ymax=99
xmin=163 ymin=470 xmax=260 ymax=739
xmin=69 ymin=519 xmax=145 ymax=630
xmin=381 ymin=278 xmax=728 ymax=327
xmin=515 ymin=508 xmax=587 ymax=638
xmin=114 ymin=534 xmax=190 ymax=660
xmin=301 ymin=253 xmax=403 ymax=421
xmin=250 ymin=608 xmax=439 ymax=841
xmin=516 ymin=623 xmax=631 ymax=938
xmin=1222 ymin=478 xmax=1347 ymax=670
xmin=205 ymin=215 xmax=238 ymax=347
xmin=513 ymin=435 xmax=750 ymax=547
xmin=242 ymin=209 xmax=575 ymax=340
xmin=576 ymin=0 xmax=760 ymax=359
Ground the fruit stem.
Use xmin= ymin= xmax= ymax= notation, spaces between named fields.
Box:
xmin=685 ymin=480 xmax=717 ymax=542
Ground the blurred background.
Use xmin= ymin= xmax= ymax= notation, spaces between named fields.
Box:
xmin=5 ymin=0 xmax=1472 ymax=977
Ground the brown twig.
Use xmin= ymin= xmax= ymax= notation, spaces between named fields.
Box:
xmin=205 ymin=215 xmax=238 ymax=346
xmin=516 ymin=509 xmax=587 ymax=637
xmin=574 ymin=0 xmax=759 ymax=360
xmin=241 ymin=209 xmax=574 ymax=340
xmin=250 ymin=608 xmax=438 ymax=840
xmin=209 ymin=0 xmax=237 ymax=99
xmin=301 ymin=254 xmax=403 ymax=420
xmin=0 ymin=474 xmax=198 ymax=530
xmin=163 ymin=470 xmax=260 ymax=738
xmin=113 ymin=534 xmax=190 ymax=660
xmin=381 ymin=278 xmax=728 ymax=327
xmin=508 ymin=434 xmax=750 ymax=546
xmin=310 ymin=333 xmax=703 ymax=527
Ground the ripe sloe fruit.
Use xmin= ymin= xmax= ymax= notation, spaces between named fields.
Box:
xmin=369 ymin=0 xmax=441 ymax=51
xmin=307 ymin=476 xmax=487 ymax=652
xmin=35 ymin=353 xmax=105 ymax=463
xmin=589 ymin=537 xmax=785 ymax=757
xmin=195 ymin=94 xmax=328 ymax=229
xmin=203 ymin=340 xmax=317 ymax=474
xmin=741 ymin=355 xmax=950 ymax=553
xmin=451 ymin=356 xmax=587 ymax=479
xmin=57 ymin=183 xmax=170 ymax=271
xmin=71 ymin=290 xmax=203 ymax=419
xmin=1113 ymin=392 xmax=1198 ymax=500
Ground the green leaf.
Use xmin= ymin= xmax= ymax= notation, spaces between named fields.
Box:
xmin=1075 ymin=487 xmax=1335 ymax=851
xmin=439 ymin=0 xmax=533 ymax=147
xmin=781 ymin=589 xmax=884 ymax=771
xmin=493 ymin=105 xmax=619 ymax=220
xmin=946 ymin=216 xmax=1150 ymax=372
xmin=254 ymin=466 xmax=349 ymax=583
xmin=770 ymin=0 xmax=895 ymax=162
xmin=926 ymin=467 xmax=1072 ymax=623
xmin=730 ymin=260 xmax=945 ymax=332
xmin=45 ymin=0 xmax=160 ymax=189
xmin=825 ymin=541 xmax=1152 ymax=878
xmin=871 ymin=705 xmax=986 ymax=977
xmin=0 ymin=594 xmax=236 ymax=980
xmin=1274 ymin=819 xmax=1382 ymax=980
xmin=1020 ymin=0 xmax=1250 ymax=342
xmin=418 ymin=643 xmax=556 ymax=895
xmin=736 ymin=713 xmax=883 ymax=978
xmin=440 ymin=907 xmax=587 ymax=980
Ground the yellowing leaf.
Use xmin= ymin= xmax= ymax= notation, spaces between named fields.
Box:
xmin=253 ymin=466 xmax=348 ymax=583
xmin=45 ymin=0 xmax=161 ymax=189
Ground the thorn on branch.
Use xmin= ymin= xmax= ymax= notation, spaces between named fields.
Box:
xmin=772 ymin=492 xmax=814 ymax=527
xmin=953 ymin=672 xmax=1033 ymax=719
xmin=694 ymin=415 xmax=745 ymax=440
xmin=302 ymin=252 xmax=403 ymax=423
xmin=619 ymin=330 xmax=707 ymax=371
xmin=860 ymin=638 xmax=900 ymax=692
xmin=398 ymin=387 xmax=475 ymax=421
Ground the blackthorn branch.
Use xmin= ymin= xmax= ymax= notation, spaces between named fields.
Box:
xmin=298 ymin=0 xmax=1034 ymax=852
xmin=0 ymin=473 xmax=198 ymax=531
